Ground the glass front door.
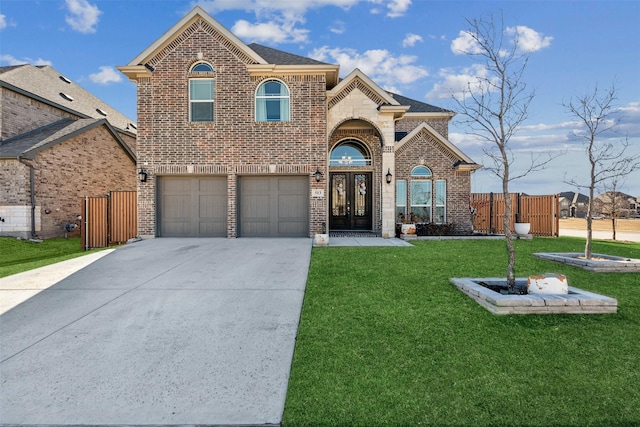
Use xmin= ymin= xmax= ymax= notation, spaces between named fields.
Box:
xmin=329 ymin=172 xmax=372 ymax=231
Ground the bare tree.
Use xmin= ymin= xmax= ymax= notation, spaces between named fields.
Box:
xmin=453 ymin=14 xmax=552 ymax=293
xmin=564 ymin=84 xmax=640 ymax=258
xmin=597 ymin=178 xmax=633 ymax=241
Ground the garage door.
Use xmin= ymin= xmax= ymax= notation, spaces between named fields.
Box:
xmin=239 ymin=176 xmax=308 ymax=237
xmin=157 ymin=176 xmax=227 ymax=237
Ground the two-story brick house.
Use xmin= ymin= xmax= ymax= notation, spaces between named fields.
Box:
xmin=118 ymin=6 xmax=479 ymax=239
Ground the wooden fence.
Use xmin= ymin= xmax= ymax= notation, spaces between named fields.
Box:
xmin=471 ymin=193 xmax=559 ymax=237
xmin=81 ymin=191 xmax=137 ymax=250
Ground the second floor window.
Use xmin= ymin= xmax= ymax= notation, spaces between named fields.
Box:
xmin=189 ymin=62 xmax=214 ymax=122
xmin=256 ymin=80 xmax=289 ymax=122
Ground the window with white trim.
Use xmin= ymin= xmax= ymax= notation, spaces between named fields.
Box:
xmin=396 ymin=180 xmax=407 ymax=222
xmin=410 ymin=180 xmax=432 ymax=223
xmin=435 ymin=180 xmax=446 ymax=223
xmin=189 ymin=62 xmax=214 ymax=122
xmin=256 ymin=80 xmax=290 ymax=122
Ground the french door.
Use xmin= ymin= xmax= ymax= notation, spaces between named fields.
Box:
xmin=329 ymin=172 xmax=372 ymax=231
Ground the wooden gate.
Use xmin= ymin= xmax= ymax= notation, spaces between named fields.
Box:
xmin=471 ymin=193 xmax=559 ymax=237
xmin=82 ymin=191 xmax=137 ymax=250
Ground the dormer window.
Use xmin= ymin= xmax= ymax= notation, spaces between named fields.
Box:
xmin=189 ymin=62 xmax=214 ymax=122
xmin=256 ymin=79 xmax=290 ymax=122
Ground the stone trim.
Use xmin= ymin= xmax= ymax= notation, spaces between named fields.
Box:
xmin=328 ymin=79 xmax=387 ymax=110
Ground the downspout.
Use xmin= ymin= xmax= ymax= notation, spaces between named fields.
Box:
xmin=17 ymin=156 xmax=37 ymax=238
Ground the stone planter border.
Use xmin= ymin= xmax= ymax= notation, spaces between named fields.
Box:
xmin=450 ymin=277 xmax=618 ymax=315
xmin=533 ymin=252 xmax=640 ymax=272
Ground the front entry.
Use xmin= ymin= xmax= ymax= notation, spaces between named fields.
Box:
xmin=330 ymin=172 xmax=372 ymax=231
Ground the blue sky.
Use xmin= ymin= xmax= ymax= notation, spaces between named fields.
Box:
xmin=2 ymin=0 xmax=639 ymax=196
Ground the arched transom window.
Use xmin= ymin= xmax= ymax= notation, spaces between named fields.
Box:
xmin=189 ymin=62 xmax=214 ymax=122
xmin=256 ymin=80 xmax=290 ymax=122
xmin=330 ymin=140 xmax=371 ymax=166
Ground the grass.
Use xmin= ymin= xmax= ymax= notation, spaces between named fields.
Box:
xmin=283 ymin=237 xmax=640 ymax=427
xmin=0 ymin=236 xmax=97 ymax=278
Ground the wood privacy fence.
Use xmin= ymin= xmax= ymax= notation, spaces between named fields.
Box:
xmin=81 ymin=191 xmax=137 ymax=250
xmin=470 ymin=193 xmax=559 ymax=237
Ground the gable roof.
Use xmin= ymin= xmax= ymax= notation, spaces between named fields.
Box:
xmin=0 ymin=64 xmax=136 ymax=135
xmin=396 ymin=122 xmax=480 ymax=171
xmin=559 ymin=191 xmax=589 ymax=203
xmin=0 ymin=118 xmax=135 ymax=162
xmin=118 ymin=7 xmax=339 ymax=88
xmin=329 ymin=68 xmax=399 ymax=106
xmin=119 ymin=6 xmax=265 ymax=80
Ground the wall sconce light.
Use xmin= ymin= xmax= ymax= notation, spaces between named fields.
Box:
xmin=138 ymin=169 xmax=148 ymax=183
xmin=386 ymin=168 xmax=393 ymax=184
xmin=314 ymin=168 xmax=323 ymax=183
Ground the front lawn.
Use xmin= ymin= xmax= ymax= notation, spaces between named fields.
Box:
xmin=0 ymin=237 xmax=91 ymax=278
xmin=284 ymin=237 xmax=640 ymax=426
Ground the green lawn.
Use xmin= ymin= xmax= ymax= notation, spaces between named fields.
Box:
xmin=0 ymin=237 xmax=96 ymax=278
xmin=284 ymin=237 xmax=640 ymax=427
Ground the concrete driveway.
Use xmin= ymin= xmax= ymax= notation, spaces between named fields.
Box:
xmin=0 ymin=238 xmax=311 ymax=426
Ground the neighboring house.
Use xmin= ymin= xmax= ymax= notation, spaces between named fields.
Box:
xmin=593 ymin=191 xmax=639 ymax=219
xmin=118 ymin=7 xmax=480 ymax=239
xmin=559 ymin=191 xmax=589 ymax=218
xmin=0 ymin=64 xmax=137 ymax=239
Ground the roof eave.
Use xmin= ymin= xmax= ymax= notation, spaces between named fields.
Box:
xmin=404 ymin=111 xmax=456 ymax=119
xmin=117 ymin=65 xmax=153 ymax=82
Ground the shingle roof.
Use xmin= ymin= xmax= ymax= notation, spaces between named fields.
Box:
xmin=248 ymin=43 xmax=332 ymax=66
xmin=0 ymin=64 xmax=136 ymax=134
xmin=0 ymin=118 xmax=134 ymax=161
xmin=559 ymin=191 xmax=589 ymax=203
xmin=388 ymin=92 xmax=452 ymax=114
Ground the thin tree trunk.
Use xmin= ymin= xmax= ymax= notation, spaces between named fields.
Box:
xmin=612 ymin=217 xmax=616 ymax=240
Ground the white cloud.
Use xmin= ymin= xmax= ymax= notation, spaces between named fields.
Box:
xmin=451 ymin=30 xmax=483 ymax=55
xmin=402 ymin=33 xmax=423 ymax=48
xmin=310 ymin=45 xmax=428 ymax=89
xmin=88 ymin=66 xmax=122 ymax=85
xmin=452 ymin=25 xmax=552 ymax=55
xmin=330 ymin=20 xmax=345 ymax=34
xmin=0 ymin=14 xmax=6 ymax=30
xmin=505 ymin=26 xmax=553 ymax=53
xmin=195 ymin=0 xmax=360 ymax=15
xmin=0 ymin=54 xmax=52 ymax=66
xmin=426 ymin=64 xmax=494 ymax=101
xmin=386 ymin=0 xmax=411 ymax=17
xmin=65 ymin=0 xmax=102 ymax=34
xmin=232 ymin=19 xmax=309 ymax=43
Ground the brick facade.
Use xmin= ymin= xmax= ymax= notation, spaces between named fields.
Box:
xmin=122 ymin=7 xmax=479 ymax=238
xmin=135 ymin=19 xmax=327 ymax=237
xmin=395 ymin=128 xmax=473 ymax=233
xmin=0 ymin=125 xmax=136 ymax=239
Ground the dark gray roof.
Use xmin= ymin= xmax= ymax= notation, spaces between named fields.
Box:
xmin=0 ymin=64 xmax=136 ymax=134
xmin=248 ymin=43 xmax=331 ymax=66
xmin=559 ymin=191 xmax=589 ymax=203
xmin=388 ymin=92 xmax=452 ymax=114
xmin=0 ymin=118 xmax=135 ymax=161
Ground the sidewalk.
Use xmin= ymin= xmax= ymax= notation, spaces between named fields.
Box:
xmin=0 ymin=250 xmax=114 ymax=315
xmin=559 ymin=228 xmax=640 ymax=243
